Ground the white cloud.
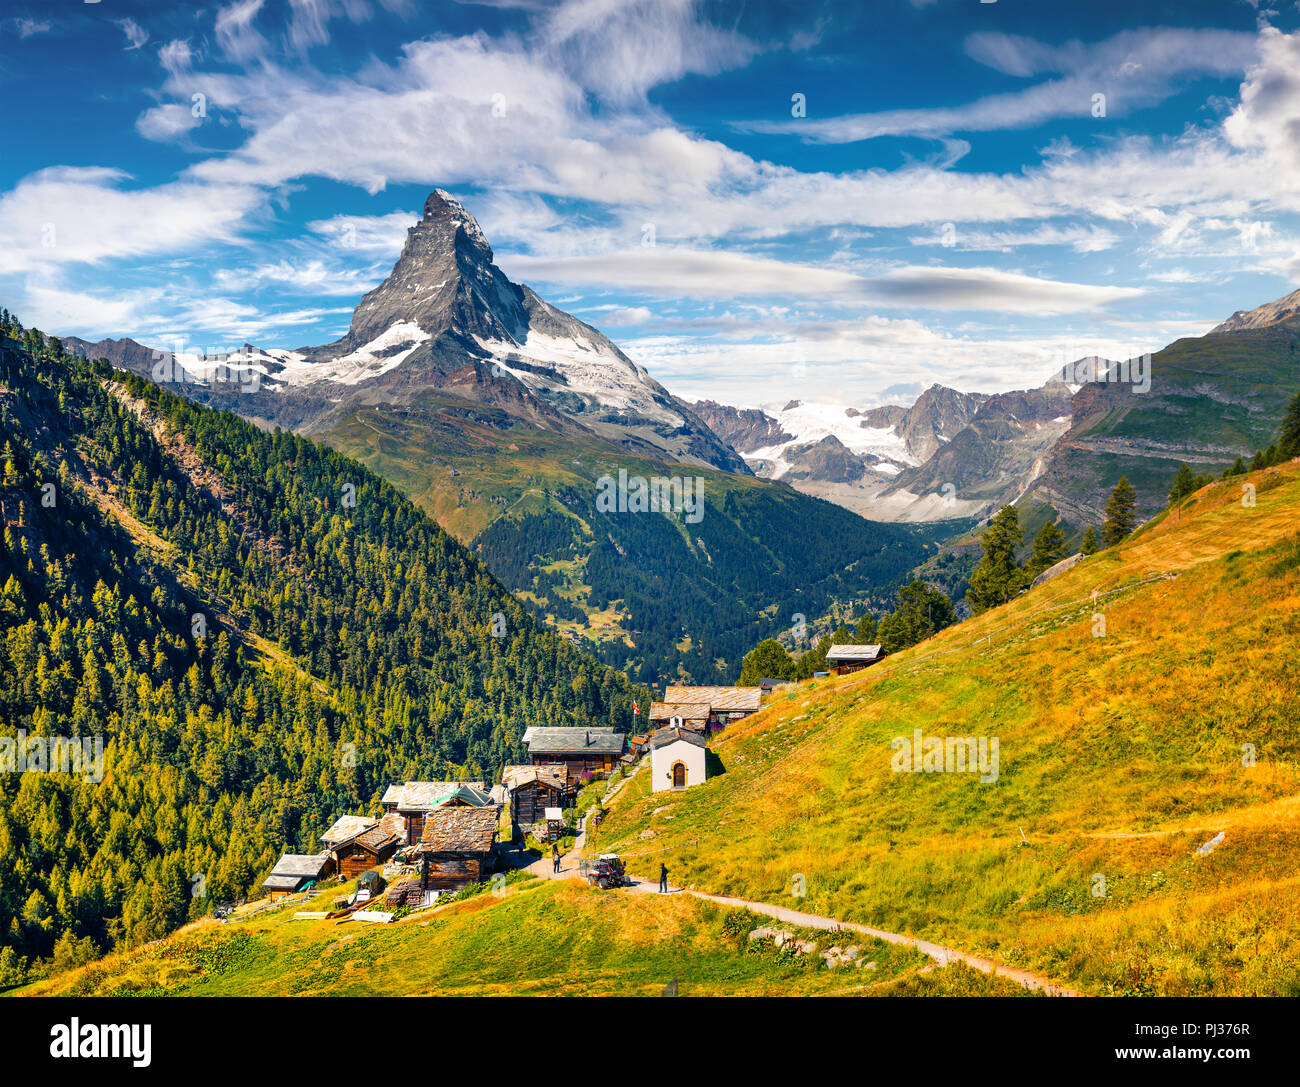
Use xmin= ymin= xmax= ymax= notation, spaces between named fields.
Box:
xmin=502 ymin=248 xmax=1144 ymax=313
xmin=0 ymin=167 xmax=263 ymax=273
xmin=215 ymin=0 xmax=269 ymax=63
xmin=1224 ymin=25 xmax=1300 ymax=171
xmin=136 ymin=103 xmax=204 ymax=142
xmin=17 ymin=282 xmax=351 ymax=344
xmin=213 ymin=258 xmax=387 ymax=296
xmin=536 ymin=0 xmax=759 ymax=105
xmin=739 ymin=28 xmax=1259 ymax=143
xmin=287 ymin=0 xmax=373 ymax=54
xmin=909 ymin=222 xmax=1122 ymax=254
xmin=115 ymin=18 xmax=149 ymax=51
xmin=12 ymin=18 xmax=51 ymax=39
xmin=583 ymin=305 xmax=653 ymax=326
xmin=307 ymin=210 xmax=417 ymax=254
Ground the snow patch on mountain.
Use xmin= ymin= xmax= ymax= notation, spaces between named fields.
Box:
xmin=474 ymin=329 xmax=683 ymax=426
xmin=748 ymin=400 xmax=916 ymax=479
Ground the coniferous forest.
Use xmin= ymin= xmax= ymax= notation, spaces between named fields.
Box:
xmin=0 ymin=318 xmax=647 ymax=981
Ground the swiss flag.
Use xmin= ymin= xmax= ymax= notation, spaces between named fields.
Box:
xmin=633 ymin=701 xmax=640 ymax=715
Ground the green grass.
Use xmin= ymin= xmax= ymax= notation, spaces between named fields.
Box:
xmin=598 ymin=461 xmax=1300 ymax=996
xmin=10 ymin=876 xmax=1031 ymax=997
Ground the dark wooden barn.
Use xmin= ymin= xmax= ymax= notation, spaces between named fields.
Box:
xmin=418 ymin=807 xmax=500 ymax=892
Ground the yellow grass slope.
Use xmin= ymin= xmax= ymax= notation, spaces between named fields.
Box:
xmin=598 ymin=462 xmax=1300 ymax=996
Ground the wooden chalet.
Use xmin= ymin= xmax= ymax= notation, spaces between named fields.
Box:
xmin=380 ymin=780 xmax=493 ymax=843
xmin=823 ymin=644 xmax=883 ymax=675
xmin=418 ymin=807 xmax=499 ymax=892
xmin=523 ymin=728 xmax=625 ymax=778
xmin=501 ymin=764 xmax=567 ymax=826
xmin=660 ymin=686 xmax=762 ymax=731
xmin=260 ymin=852 xmax=334 ymax=901
xmin=321 ymin=815 xmax=400 ymax=880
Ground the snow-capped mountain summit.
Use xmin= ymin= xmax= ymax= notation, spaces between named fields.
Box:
xmin=87 ymin=190 xmax=748 ymax=473
xmin=330 ymin=188 xmax=529 ymax=352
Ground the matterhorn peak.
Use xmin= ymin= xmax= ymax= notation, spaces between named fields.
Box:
xmin=422 ymin=188 xmax=493 ymax=258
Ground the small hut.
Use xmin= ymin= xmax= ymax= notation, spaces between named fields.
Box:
xmin=417 ymin=807 xmax=500 ymax=892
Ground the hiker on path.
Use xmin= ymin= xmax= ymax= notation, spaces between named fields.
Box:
xmin=659 ymin=862 xmax=669 ymax=893
xmin=552 ymin=843 xmax=560 ymax=873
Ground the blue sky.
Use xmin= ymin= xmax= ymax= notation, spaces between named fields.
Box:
xmin=3 ymin=0 xmax=1300 ymax=409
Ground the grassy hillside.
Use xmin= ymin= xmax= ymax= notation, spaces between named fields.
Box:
xmin=596 ymin=460 xmax=1300 ymax=996
xmin=323 ymin=398 xmax=929 ymax=685
xmin=11 ymin=874 xmax=1030 ymax=998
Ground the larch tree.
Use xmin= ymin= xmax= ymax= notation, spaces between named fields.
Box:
xmin=1102 ymin=477 xmax=1138 ymax=547
xmin=966 ymin=505 xmax=1027 ymax=613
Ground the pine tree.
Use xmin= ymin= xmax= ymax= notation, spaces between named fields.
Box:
xmin=1279 ymin=389 xmax=1300 ymax=459
xmin=737 ymin=638 xmax=795 ymax=685
xmin=1102 ymin=477 xmax=1138 ymax=547
xmin=1080 ymin=527 xmax=1099 ymax=555
xmin=966 ymin=506 xmax=1027 ymax=613
xmin=1027 ymin=520 xmax=1068 ymax=577
xmin=1168 ymin=463 xmax=1196 ymax=505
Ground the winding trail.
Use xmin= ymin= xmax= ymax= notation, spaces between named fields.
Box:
xmin=620 ymin=873 xmax=1084 ymax=996
xmin=519 ymin=764 xmax=1082 ymax=995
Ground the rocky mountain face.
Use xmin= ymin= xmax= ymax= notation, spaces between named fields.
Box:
xmin=890 ymin=384 xmax=989 ymax=463
xmin=1211 ymin=287 xmax=1300 ymax=334
xmin=692 ymin=400 xmax=793 ymax=453
xmin=781 ymin=434 xmax=872 ymax=483
xmin=880 ymin=382 xmax=1074 ymax=519
xmin=1019 ymin=321 xmax=1300 ymax=525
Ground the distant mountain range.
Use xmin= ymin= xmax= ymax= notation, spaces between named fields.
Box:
xmin=694 ymin=293 xmax=1300 ymax=531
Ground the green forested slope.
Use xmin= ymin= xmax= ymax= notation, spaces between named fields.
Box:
xmin=324 ymin=400 xmax=929 ymax=686
xmin=0 ymin=319 xmax=645 ymax=982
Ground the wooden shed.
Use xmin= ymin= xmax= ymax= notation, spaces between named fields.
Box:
xmin=418 ymin=807 xmax=500 ymax=892
xmin=322 ymin=818 xmax=399 ymax=881
xmin=260 ymin=852 xmax=335 ymax=902
xmin=823 ymin=644 xmax=883 ymax=675
xmin=501 ymin=764 xmax=567 ymax=826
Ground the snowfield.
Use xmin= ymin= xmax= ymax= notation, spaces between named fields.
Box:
xmin=748 ymin=400 xmax=917 ymax=479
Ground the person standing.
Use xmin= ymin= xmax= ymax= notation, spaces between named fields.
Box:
xmin=552 ymin=843 xmax=560 ymax=873
xmin=659 ymin=862 xmax=669 ymax=893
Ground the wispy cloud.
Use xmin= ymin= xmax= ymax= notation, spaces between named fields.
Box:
xmin=736 ymin=28 xmax=1259 ymax=143
xmin=115 ymin=18 xmax=149 ymax=51
xmin=502 ymin=248 xmax=1144 ymax=314
xmin=0 ymin=167 xmax=262 ymax=274
xmin=11 ymin=17 xmax=52 ymax=39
